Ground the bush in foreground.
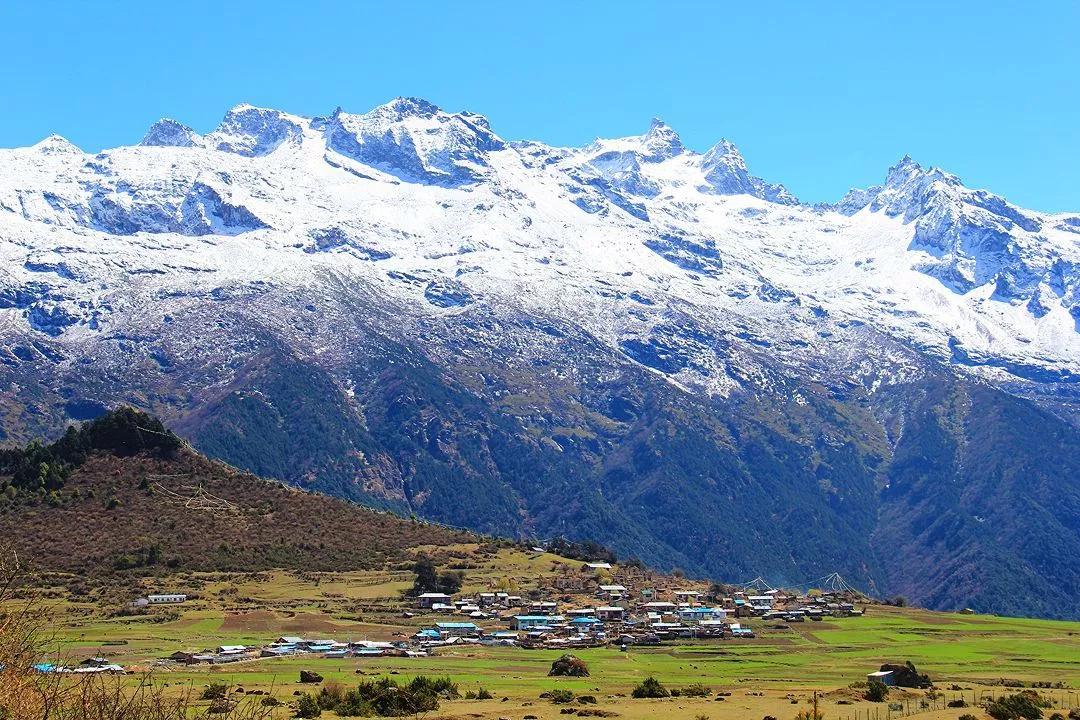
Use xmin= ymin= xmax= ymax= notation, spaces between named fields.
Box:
xmin=675 ymin=683 xmax=711 ymax=698
xmin=1 ymin=549 xmax=277 ymax=720
xmin=632 ymin=677 xmax=670 ymax=699
xmin=295 ymin=693 xmax=322 ymax=718
xmin=865 ymin=680 xmax=889 ymax=702
xmin=547 ymin=689 xmax=576 ymax=704
xmin=986 ymin=693 xmax=1044 ymax=720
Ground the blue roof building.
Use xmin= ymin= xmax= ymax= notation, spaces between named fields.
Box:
xmin=677 ymin=606 xmax=727 ymax=623
xmin=570 ymin=616 xmax=603 ymax=625
xmin=435 ymin=621 xmax=481 ymax=636
xmin=511 ymin=615 xmax=564 ymax=630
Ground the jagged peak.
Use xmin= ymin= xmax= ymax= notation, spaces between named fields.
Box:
xmin=835 ymin=155 xmax=964 ymax=214
xmin=207 ymin=104 xmax=306 ymax=157
xmin=366 ymin=96 xmax=444 ymax=121
xmin=583 ymin=118 xmax=685 ymax=164
xmin=834 ymin=154 xmax=1046 ymax=240
xmin=216 ymin=103 xmax=306 ymax=125
xmin=460 ymin=110 xmax=492 ymax=130
xmin=322 ymin=97 xmax=504 ymax=186
xmin=706 ymin=138 xmax=739 ymax=155
xmin=702 ymin=138 xmax=745 ymax=168
xmin=140 ymin=118 xmax=201 ymax=148
xmin=884 ymin=155 xmax=957 ymax=188
xmin=332 ymin=98 xmax=499 ymax=139
xmin=891 ymin=153 xmax=918 ymax=170
xmin=640 ymin=118 xmax=684 ymax=162
xmin=696 ymin=138 xmax=798 ymax=205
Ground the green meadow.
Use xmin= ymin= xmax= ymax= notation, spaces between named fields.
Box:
xmin=19 ymin=550 xmax=1080 ymax=720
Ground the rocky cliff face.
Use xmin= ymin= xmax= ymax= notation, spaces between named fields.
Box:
xmin=0 ymin=98 xmax=1077 ymax=617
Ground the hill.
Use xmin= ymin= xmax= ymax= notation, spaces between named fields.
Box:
xmin=0 ymin=408 xmax=472 ymax=578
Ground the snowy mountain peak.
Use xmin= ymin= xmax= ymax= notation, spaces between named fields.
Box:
xmin=837 ymin=156 xmax=954 ymax=219
xmin=0 ymin=97 xmax=1076 ymax=406
xmin=585 ymin=119 xmax=685 ymax=164
xmin=371 ymin=96 xmax=443 ymax=120
xmin=140 ymin=118 xmax=201 ymax=148
xmin=32 ymin=134 xmax=82 ymax=155
xmin=699 ymin=139 xmax=797 ymax=205
xmin=832 ymin=154 xmax=1074 ymax=316
xmin=325 ymin=98 xmax=504 ymax=186
xmin=702 ymin=138 xmax=745 ymax=170
xmin=354 ymin=97 xmax=498 ymax=134
xmin=208 ymin=104 xmax=305 ymax=157
xmin=640 ymin=118 xmax=684 ymax=161
xmin=883 ymin=154 xmax=955 ymax=191
xmin=892 ymin=153 xmax=918 ymax=171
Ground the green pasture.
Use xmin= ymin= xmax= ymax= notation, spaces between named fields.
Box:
xmin=17 ymin=552 xmax=1080 ymax=719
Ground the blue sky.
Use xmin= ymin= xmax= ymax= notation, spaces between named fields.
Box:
xmin=1 ymin=1 xmax=1077 ymax=211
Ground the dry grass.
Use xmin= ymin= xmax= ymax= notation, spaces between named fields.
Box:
xmin=0 ymin=548 xmax=283 ymax=719
xmin=0 ymin=450 xmax=473 ymax=581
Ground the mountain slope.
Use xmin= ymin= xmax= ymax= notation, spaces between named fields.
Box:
xmin=0 ymin=409 xmax=472 ymax=577
xmin=0 ymin=98 xmax=1078 ymax=617
xmin=873 ymin=380 xmax=1080 ymax=619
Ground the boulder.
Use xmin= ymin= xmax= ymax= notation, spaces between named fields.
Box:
xmin=549 ymin=653 xmax=590 ymax=677
xmin=879 ymin=662 xmax=931 ymax=688
xmin=298 ymin=670 xmax=323 ymax=684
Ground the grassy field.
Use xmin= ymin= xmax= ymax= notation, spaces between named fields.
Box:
xmin=16 ymin=546 xmax=1080 ymax=720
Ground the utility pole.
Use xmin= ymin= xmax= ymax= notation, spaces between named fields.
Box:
xmin=814 ymin=690 xmax=819 ymax=720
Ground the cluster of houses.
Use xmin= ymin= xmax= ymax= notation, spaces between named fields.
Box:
xmin=404 ymin=584 xmax=862 ymax=650
xmin=32 ymin=657 xmax=126 ymax=674
xmin=153 ymin=567 xmax=865 ymax=665
xmin=131 ymin=593 xmax=188 ymax=608
xmin=165 ymin=637 xmax=429 ymax=665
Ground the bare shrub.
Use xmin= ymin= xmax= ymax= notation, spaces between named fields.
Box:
xmin=0 ymin=547 xmax=279 ymax=719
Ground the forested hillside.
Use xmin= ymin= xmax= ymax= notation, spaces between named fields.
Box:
xmin=0 ymin=409 xmax=472 ymax=578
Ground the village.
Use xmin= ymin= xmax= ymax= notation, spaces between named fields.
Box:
xmin=18 ymin=545 xmax=1080 ymax=720
xmin=147 ymin=561 xmax=864 ymax=667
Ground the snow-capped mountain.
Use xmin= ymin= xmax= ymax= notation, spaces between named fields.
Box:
xmin=3 ymin=98 xmax=1077 ymax=389
xmin=1 ymin=98 xmax=1078 ymax=618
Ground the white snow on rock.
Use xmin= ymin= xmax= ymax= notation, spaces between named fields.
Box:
xmin=0 ymin=97 xmax=1077 ymax=394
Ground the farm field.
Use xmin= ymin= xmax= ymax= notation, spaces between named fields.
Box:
xmin=39 ymin=622 xmax=1080 ymax=720
xmin=47 ymin=605 xmax=1080 ymax=687
xmin=22 ymin=550 xmax=1080 ymax=720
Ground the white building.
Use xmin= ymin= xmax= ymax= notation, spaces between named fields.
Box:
xmin=748 ymin=595 xmax=774 ymax=611
xmin=643 ymin=601 xmax=677 ymax=612
xmin=596 ymin=606 xmax=626 ymax=621
xmin=148 ymin=594 xmax=187 ymax=604
xmin=416 ymin=592 xmax=453 ymax=609
xmin=868 ymin=670 xmax=895 ymax=686
xmin=598 ymin=584 xmax=627 ymax=599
